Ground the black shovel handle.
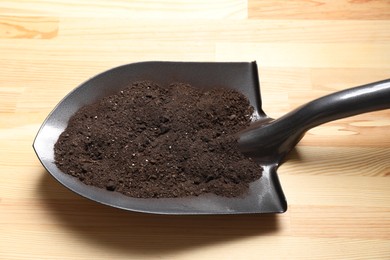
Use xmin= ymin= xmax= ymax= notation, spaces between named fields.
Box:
xmin=238 ymin=79 xmax=390 ymax=161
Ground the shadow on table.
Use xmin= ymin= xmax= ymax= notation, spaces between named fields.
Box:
xmin=38 ymin=171 xmax=282 ymax=256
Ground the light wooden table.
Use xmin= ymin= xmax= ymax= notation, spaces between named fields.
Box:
xmin=1 ymin=1 xmax=390 ymax=259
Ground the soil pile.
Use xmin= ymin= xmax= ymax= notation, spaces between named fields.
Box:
xmin=54 ymin=81 xmax=262 ymax=198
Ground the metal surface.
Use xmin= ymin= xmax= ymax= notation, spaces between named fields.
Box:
xmin=33 ymin=61 xmax=287 ymax=214
xmin=33 ymin=61 xmax=390 ymax=214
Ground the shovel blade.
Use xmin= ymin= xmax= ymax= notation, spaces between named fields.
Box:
xmin=33 ymin=61 xmax=287 ymax=214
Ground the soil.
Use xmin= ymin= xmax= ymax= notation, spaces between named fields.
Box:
xmin=54 ymin=81 xmax=262 ymax=198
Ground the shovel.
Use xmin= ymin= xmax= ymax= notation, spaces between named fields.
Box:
xmin=33 ymin=61 xmax=390 ymax=214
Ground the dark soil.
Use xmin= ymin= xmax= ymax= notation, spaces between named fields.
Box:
xmin=54 ymin=81 xmax=262 ymax=198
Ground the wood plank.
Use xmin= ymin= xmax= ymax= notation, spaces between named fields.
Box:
xmin=279 ymin=173 xmax=390 ymax=207
xmin=216 ymin=42 xmax=390 ymax=68
xmin=0 ymin=0 xmax=247 ymax=19
xmin=2 ymin=17 xmax=389 ymax=43
xmin=249 ymin=0 xmax=390 ymax=20
xmin=290 ymin=205 xmax=390 ymax=239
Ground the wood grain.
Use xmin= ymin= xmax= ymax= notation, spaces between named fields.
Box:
xmin=0 ymin=16 xmax=58 ymax=39
xmin=1 ymin=0 xmax=390 ymax=259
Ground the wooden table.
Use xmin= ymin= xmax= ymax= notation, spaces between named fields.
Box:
xmin=1 ymin=1 xmax=389 ymax=259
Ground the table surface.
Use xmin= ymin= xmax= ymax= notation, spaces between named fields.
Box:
xmin=1 ymin=1 xmax=390 ymax=259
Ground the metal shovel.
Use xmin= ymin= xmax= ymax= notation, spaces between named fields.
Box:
xmin=33 ymin=61 xmax=390 ymax=214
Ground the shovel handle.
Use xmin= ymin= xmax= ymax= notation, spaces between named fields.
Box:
xmin=238 ymin=79 xmax=390 ymax=160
